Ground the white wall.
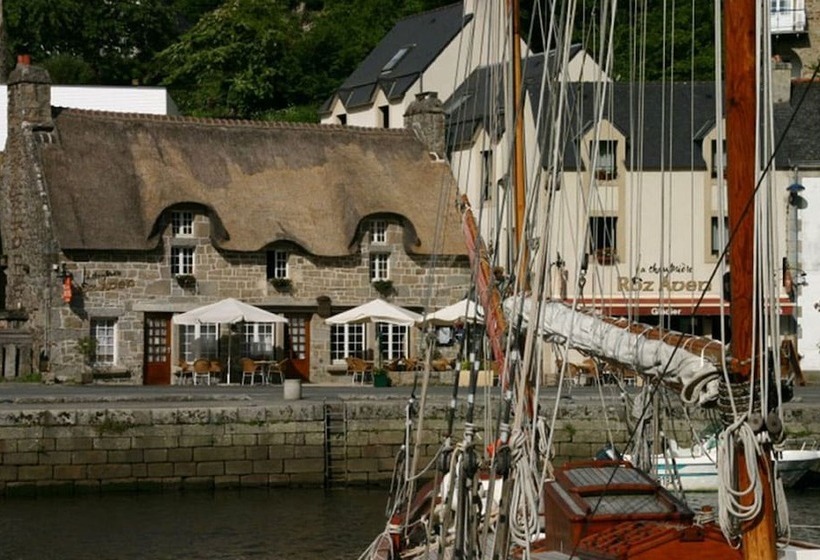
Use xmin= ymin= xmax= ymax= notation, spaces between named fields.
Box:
xmin=1 ymin=85 xmax=179 ymax=148
xmin=797 ymin=176 xmax=820 ymax=372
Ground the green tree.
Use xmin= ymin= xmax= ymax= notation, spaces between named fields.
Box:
xmin=4 ymin=0 xmax=180 ymax=84
xmin=155 ymin=0 xmax=302 ymax=118
xmin=2 ymin=0 xmax=225 ymax=84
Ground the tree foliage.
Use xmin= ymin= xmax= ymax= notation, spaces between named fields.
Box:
xmin=3 ymin=0 xmax=716 ymax=121
xmin=155 ymin=0 xmax=303 ymax=117
xmin=3 ymin=0 xmax=192 ymax=84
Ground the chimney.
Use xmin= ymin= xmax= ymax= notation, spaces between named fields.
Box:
xmin=772 ymin=57 xmax=792 ymax=104
xmin=404 ymin=91 xmax=446 ymax=159
xmin=8 ymin=54 xmax=52 ymax=127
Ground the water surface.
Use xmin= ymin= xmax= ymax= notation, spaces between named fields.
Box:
xmin=1 ymin=487 xmax=818 ymax=559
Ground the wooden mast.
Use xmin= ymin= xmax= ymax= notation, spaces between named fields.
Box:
xmin=723 ymin=2 xmax=777 ymax=559
xmin=510 ymin=0 xmax=528 ymax=287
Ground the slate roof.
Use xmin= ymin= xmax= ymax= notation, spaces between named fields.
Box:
xmin=35 ymin=109 xmax=467 ymax=256
xmin=447 ymin=65 xmax=820 ymax=172
xmin=447 ymin=71 xmax=718 ymax=170
xmin=773 ymin=81 xmax=820 ymax=169
xmin=444 ymin=49 xmax=584 ymax=148
xmin=551 ymin=81 xmax=718 ymax=171
xmin=319 ymin=2 xmax=471 ymax=114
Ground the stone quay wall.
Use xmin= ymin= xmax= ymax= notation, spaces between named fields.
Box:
xmin=1 ymin=398 xmax=819 ymax=496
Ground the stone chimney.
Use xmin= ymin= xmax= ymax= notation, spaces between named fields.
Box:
xmin=8 ymin=55 xmax=52 ymax=128
xmin=404 ymin=91 xmax=446 ymax=159
xmin=772 ymin=57 xmax=792 ymax=104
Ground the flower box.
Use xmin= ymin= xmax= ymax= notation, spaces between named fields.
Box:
xmin=270 ymin=277 xmax=292 ymax=292
xmin=175 ymin=274 xmax=197 ymax=289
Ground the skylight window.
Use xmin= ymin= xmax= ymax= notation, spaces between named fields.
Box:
xmin=382 ymin=46 xmax=412 ymax=73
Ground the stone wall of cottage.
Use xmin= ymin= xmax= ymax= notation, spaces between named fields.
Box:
xmin=0 ymin=62 xmax=59 ymax=375
xmin=771 ymin=0 xmax=820 ymax=80
xmin=49 ymin=211 xmax=470 ymax=383
xmin=1 ymin=398 xmax=817 ymax=495
xmin=0 ymin=62 xmax=470 ymax=384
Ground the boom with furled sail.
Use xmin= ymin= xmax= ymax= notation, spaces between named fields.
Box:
xmin=362 ymin=1 xmax=820 ymax=559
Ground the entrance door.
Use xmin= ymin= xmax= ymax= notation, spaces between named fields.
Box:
xmin=286 ymin=315 xmax=310 ymax=381
xmin=144 ymin=313 xmax=172 ymax=385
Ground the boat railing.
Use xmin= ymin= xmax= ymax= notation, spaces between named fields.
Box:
xmin=782 ymin=437 xmax=818 ymax=451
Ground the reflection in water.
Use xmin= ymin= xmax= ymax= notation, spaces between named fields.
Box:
xmin=0 ymin=488 xmax=389 ymax=560
xmin=0 ymin=487 xmax=817 ymax=559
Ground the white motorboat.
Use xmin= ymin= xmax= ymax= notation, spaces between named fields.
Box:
xmin=643 ymin=436 xmax=820 ymax=492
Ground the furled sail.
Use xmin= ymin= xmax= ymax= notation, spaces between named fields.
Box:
xmin=505 ymin=298 xmax=721 ymax=406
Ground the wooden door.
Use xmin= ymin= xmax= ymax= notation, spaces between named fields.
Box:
xmin=286 ymin=315 xmax=310 ymax=381
xmin=144 ymin=314 xmax=172 ymax=385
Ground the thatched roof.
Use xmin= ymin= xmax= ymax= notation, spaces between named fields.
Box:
xmin=37 ymin=109 xmax=466 ymax=256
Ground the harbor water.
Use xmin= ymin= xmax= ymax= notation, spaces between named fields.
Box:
xmin=1 ymin=487 xmax=818 ymax=559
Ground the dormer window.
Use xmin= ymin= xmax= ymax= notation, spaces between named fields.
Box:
xmin=711 ymin=139 xmax=727 ymax=178
xmin=172 ymin=211 xmax=194 ymax=237
xmin=267 ymin=250 xmax=289 ymax=280
xmin=592 ymin=140 xmax=617 ymax=181
xmin=381 ymin=46 xmax=412 ymax=74
xmin=371 ymin=220 xmax=387 ymax=244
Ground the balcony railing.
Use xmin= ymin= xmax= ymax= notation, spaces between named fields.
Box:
xmin=771 ymin=3 xmax=806 ymax=35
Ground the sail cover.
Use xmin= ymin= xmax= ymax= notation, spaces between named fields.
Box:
xmin=506 ymin=299 xmax=720 ymax=406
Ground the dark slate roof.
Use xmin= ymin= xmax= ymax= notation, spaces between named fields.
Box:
xmin=773 ymin=81 xmax=820 ymax=168
xmin=34 ymin=109 xmax=467 ymax=256
xmin=552 ymin=81 xmax=718 ymax=171
xmin=444 ymin=47 xmax=583 ymax=148
xmin=320 ymin=2 xmax=471 ymax=114
xmin=447 ymin=70 xmax=719 ymax=171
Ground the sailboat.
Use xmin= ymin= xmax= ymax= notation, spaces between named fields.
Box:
xmin=362 ymin=1 xmax=820 ymax=559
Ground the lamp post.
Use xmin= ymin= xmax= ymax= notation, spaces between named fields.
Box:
xmin=787 ymin=170 xmax=805 ymax=351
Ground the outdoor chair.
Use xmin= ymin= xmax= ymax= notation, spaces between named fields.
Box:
xmin=192 ymin=358 xmax=211 ymax=385
xmin=240 ymin=357 xmax=262 ymax=385
xmin=175 ymin=359 xmax=193 ymax=385
xmin=209 ymin=360 xmax=224 ymax=384
xmin=345 ymin=356 xmax=373 ymax=385
xmin=266 ymin=358 xmax=288 ymax=384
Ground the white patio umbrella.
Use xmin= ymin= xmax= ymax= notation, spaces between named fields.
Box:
xmin=324 ymin=298 xmax=422 ymax=327
xmin=172 ymin=298 xmax=287 ymax=383
xmin=421 ymin=298 xmax=484 ymax=326
xmin=325 ymin=299 xmax=422 ymax=368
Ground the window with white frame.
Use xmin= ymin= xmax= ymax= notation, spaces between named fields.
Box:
xmin=178 ymin=323 xmax=218 ymax=362
xmin=242 ymin=322 xmax=274 ymax=358
xmin=371 ymin=220 xmax=387 ymax=244
xmin=592 ymin=140 xmax=617 ymax=180
xmin=370 ymin=253 xmax=389 ymax=281
xmin=330 ymin=324 xmax=365 ymax=362
xmin=172 ymin=211 xmax=194 ymax=237
xmin=711 ymin=216 xmax=729 ymax=256
xmin=481 ymin=149 xmax=493 ymax=201
xmin=266 ymin=250 xmax=289 ymax=279
xmin=711 ymin=139 xmax=727 ymax=178
xmin=91 ymin=319 xmax=116 ymax=365
xmin=171 ymin=246 xmax=194 ymax=276
xmin=376 ymin=323 xmax=408 ymax=360
xmin=589 ymin=216 xmax=618 ymax=264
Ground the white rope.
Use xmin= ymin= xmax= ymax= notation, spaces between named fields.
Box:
xmin=506 ymin=428 xmax=542 ymax=548
xmin=716 ymin=416 xmax=763 ymax=542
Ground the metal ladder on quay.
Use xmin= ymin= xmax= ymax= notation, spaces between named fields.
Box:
xmin=323 ymin=400 xmax=348 ymax=486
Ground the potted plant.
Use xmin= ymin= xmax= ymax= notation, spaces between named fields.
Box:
xmin=175 ymin=274 xmax=197 ymax=289
xmin=372 ymin=367 xmax=390 ymax=387
xmin=595 ymin=247 xmax=617 ymax=266
xmin=270 ymin=277 xmax=293 ymax=292
xmin=373 ymin=279 xmax=394 ymax=296
xmin=76 ymin=335 xmax=97 ymax=384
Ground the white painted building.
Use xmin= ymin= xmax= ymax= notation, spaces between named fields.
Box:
xmin=796 ymin=176 xmax=820 ymax=372
xmin=0 ymin=84 xmax=179 ymax=148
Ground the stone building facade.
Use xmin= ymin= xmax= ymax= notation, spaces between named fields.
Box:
xmin=0 ymin=60 xmax=472 ymax=385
